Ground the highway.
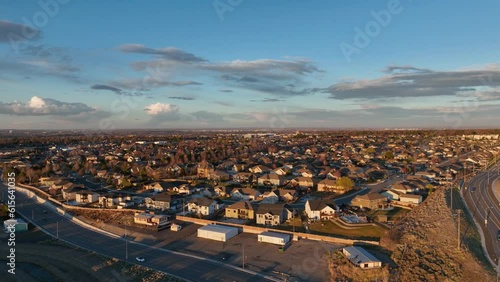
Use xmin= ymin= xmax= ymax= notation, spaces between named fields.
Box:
xmin=463 ymin=165 xmax=500 ymax=265
xmin=0 ymin=183 xmax=277 ymax=282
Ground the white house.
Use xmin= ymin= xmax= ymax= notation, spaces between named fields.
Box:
xmin=305 ymin=200 xmax=337 ymax=221
xmin=342 ymin=246 xmax=382 ymax=269
xmin=380 ymin=190 xmax=401 ymax=201
xmin=187 ymin=197 xmax=218 ymax=216
xmin=399 ymin=194 xmax=423 ymax=205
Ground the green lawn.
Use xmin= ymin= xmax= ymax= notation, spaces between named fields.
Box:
xmin=309 ymin=220 xmax=386 ymax=240
xmin=370 ymin=207 xmax=410 ymax=221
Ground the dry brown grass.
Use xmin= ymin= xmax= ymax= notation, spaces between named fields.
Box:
xmin=385 ymin=188 xmax=494 ymax=282
xmin=328 ymin=251 xmax=390 ymax=282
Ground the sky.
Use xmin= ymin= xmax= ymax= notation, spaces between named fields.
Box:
xmin=1 ymin=0 xmax=500 ymax=130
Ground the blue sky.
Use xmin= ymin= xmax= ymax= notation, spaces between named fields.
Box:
xmin=1 ymin=0 xmax=500 ymax=129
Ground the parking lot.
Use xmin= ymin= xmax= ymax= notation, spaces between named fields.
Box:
xmin=164 ymin=226 xmax=344 ymax=281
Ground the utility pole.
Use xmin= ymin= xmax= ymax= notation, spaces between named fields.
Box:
xmin=126 ymin=240 xmax=128 ymax=262
xmin=457 ymin=210 xmax=461 ymax=250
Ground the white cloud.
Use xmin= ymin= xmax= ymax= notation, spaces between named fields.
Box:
xmin=144 ymin=102 xmax=179 ymax=115
xmin=0 ymin=96 xmax=99 ymax=116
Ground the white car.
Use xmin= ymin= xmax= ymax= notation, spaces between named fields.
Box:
xmin=135 ymin=257 xmax=145 ymax=262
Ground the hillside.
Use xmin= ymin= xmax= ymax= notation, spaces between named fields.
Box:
xmin=384 ymin=188 xmax=494 ymax=281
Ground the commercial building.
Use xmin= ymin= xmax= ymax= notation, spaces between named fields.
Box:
xmin=257 ymin=231 xmax=291 ymax=246
xmin=197 ymin=224 xmax=238 ymax=242
xmin=342 ymin=246 xmax=382 ymax=269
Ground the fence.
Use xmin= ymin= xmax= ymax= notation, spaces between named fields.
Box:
xmin=175 ymin=216 xmax=379 ymax=246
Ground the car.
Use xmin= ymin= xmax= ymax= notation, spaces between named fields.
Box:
xmin=470 ymin=187 xmax=476 ymax=192
xmin=135 ymin=257 xmax=145 ymax=262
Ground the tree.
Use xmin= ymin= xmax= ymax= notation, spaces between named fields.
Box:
xmin=337 ymin=176 xmax=354 ymax=191
xmin=383 ymin=151 xmax=394 ymax=160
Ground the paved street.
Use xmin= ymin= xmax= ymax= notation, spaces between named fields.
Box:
xmin=463 ymin=166 xmax=500 ymax=265
xmin=0 ymin=183 xmax=277 ymax=282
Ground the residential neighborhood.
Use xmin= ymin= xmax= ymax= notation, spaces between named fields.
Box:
xmin=1 ymin=129 xmax=499 ymax=281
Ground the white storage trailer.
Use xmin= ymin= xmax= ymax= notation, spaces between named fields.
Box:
xmin=258 ymin=231 xmax=291 ymax=246
xmin=197 ymin=224 xmax=238 ymax=242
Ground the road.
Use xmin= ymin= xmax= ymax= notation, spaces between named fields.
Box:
xmin=333 ymin=174 xmax=404 ymax=206
xmin=463 ymin=166 xmax=500 ymax=265
xmin=0 ymin=183 xmax=277 ymax=282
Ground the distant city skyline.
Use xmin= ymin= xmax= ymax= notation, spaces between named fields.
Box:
xmin=1 ymin=0 xmax=500 ymax=129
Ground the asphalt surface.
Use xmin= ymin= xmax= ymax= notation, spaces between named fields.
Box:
xmin=463 ymin=166 xmax=500 ymax=265
xmin=0 ymin=183 xmax=277 ymax=282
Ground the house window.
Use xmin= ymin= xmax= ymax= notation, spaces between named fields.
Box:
xmin=364 ymin=264 xmax=369 ymax=268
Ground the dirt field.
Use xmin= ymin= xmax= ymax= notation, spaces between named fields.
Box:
xmin=0 ymin=227 xmax=183 ymax=282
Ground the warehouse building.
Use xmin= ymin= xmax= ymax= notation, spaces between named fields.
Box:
xmin=197 ymin=224 xmax=238 ymax=242
xmin=342 ymin=246 xmax=382 ymax=269
xmin=257 ymin=231 xmax=291 ymax=246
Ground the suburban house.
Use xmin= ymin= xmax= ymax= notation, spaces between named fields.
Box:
xmin=257 ymin=173 xmax=285 ymax=187
xmin=399 ymin=194 xmax=423 ymax=205
xmin=392 ymin=182 xmax=418 ymax=194
xmin=230 ymin=188 xmax=262 ymax=201
xmin=305 ymin=200 xmax=337 ymax=221
xmin=291 ymin=177 xmax=315 ymax=189
xmin=75 ymin=190 xmax=100 ymax=204
xmin=134 ymin=212 xmax=171 ymax=228
xmin=208 ymin=170 xmax=230 ymax=181
xmin=233 ymin=172 xmax=252 ymax=183
xmin=317 ymin=179 xmax=345 ymax=193
xmin=197 ymin=161 xmax=215 ymax=178
xmin=260 ymin=190 xmax=280 ymax=204
xmin=62 ymin=186 xmax=87 ymax=201
xmin=380 ymin=189 xmax=401 ymax=201
xmin=214 ymin=185 xmax=231 ymax=197
xmin=225 ymin=201 xmax=255 ymax=220
xmin=187 ymin=197 xmax=219 ymax=216
xmin=255 ymin=203 xmax=291 ymax=226
xmin=99 ymin=193 xmax=132 ymax=208
xmin=294 ymin=168 xmax=314 ymax=178
xmin=342 ymin=246 xmax=382 ymax=269
xmin=271 ymin=167 xmax=288 ymax=176
xmin=350 ymin=193 xmax=389 ymax=210
xmin=249 ymin=165 xmax=271 ymax=174
xmin=143 ymin=182 xmax=172 ymax=192
xmin=39 ymin=177 xmax=61 ymax=186
xmin=144 ymin=193 xmax=181 ymax=211
xmin=174 ymin=184 xmax=193 ymax=195
xmin=277 ymin=189 xmax=296 ymax=202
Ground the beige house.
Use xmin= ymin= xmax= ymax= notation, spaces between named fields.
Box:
xmin=351 ymin=193 xmax=389 ymax=210
xmin=225 ymin=201 xmax=255 ymax=220
xmin=317 ymin=179 xmax=345 ymax=193
xmin=134 ymin=212 xmax=171 ymax=227
xmin=197 ymin=161 xmax=214 ymax=178
xmin=292 ymin=177 xmax=314 ymax=189
xmin=258 ymin=174 xmax=285 ymax=186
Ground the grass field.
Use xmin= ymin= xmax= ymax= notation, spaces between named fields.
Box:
xmin=370 ymin=207 xmax=410 ymax=221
